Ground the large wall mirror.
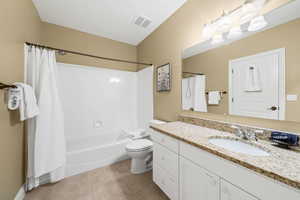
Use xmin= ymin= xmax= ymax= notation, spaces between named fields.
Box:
xmin=181 ymin=0 xmax=300 ymax=122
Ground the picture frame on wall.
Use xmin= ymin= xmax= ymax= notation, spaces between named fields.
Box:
xmin=157 ymin=63 xmax=171 ymax=92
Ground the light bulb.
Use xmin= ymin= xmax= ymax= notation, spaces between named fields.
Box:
xmin=217 ymin=11 xmax=232 ymax=32
xmin=202 ymin=24 xmax=214 ymax=40
xmin=211 ymin=33 xmax=224 ymax=44
xmin=240 ymin=2 xmax=258 ymax=24
xmin=227 ymin=25 xmax=243 ymax=39
xmin=248 ymin=15 xmax=268 ymax=31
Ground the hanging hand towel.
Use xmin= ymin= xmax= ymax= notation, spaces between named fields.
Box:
xmin=14 ymin=83 xmax=39 ymax=121
xmin=193 ymin=75 xmax=207 ymax=112
xmin=245 ymin=66 xmax=262 ymax=92
xmin=208 ymin=91 xmax=221 ymax=105
xmin=182 ymin=77 xmax=195 ymax=111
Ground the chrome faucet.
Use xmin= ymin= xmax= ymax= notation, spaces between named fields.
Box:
xmin=231 ymin=125 xmax=250 ymax=140
xmin=230 ymin=125 xmax=263 ymax=141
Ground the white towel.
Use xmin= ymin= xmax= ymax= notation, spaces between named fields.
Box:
xmin=245 ymin=66 xmax=262 ymax=92
xmin=181 ymin=76 xmax=207 ymax=112
xmin=208 ymin=91 xmax=221 ymax=105
xmin=181 ymin=77 xmax=195 ymax=111
xmin=15 ymin=83 xmax=39 ymax=121
xmin=193 ymin=75 xmax=207 ymax=112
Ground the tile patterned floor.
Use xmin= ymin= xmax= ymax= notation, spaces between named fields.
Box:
xmin=25 ymin=160 xmax=169 ymax=200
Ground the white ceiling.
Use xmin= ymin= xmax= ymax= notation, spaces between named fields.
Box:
xmin=32 ymin=0 xmax=187 ymax=45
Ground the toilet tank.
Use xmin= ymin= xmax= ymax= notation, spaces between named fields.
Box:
xmin=148 ymin=120 xmax=166 ymax=131
xmin=149 ymin=120 xmax=166 ymax=125
xmin=124 ymin=120 xmax=166 ymax=140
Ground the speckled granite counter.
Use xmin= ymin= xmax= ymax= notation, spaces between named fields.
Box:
xmin=150 ymin=121 xmax=300 ymax=190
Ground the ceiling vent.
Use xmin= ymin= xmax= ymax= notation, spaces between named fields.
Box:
xmin=133 ymin=16 xmax=152 ymax=28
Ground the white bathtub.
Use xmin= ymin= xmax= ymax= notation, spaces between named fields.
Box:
xmin=66 ymin=135 xmax=131 ymax=177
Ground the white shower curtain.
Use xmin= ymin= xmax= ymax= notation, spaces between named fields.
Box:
xmin=182 ymin=75 xmax=207 ymax=112
xmin=24 ymin=45 xmax=66 ymax=191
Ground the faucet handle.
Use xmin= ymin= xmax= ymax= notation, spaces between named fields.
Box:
xmin=254 ymin=130 xmax=264 ymax=134
xmin=230 ymin=125 xmax=244 ymax=138
xmin=230 ymin=125 xmax=240 ymax=129
xmin=252 ymin=129 xmax=265 ymax=141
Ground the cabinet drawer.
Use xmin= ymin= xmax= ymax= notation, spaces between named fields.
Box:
xmin=153 ymin=142 xmax=179 ymax=182
xmin=151 ymin=129 xmax=179 ymax=153
xmin=221 ymin=179 xmax=258 ymax=200
xmin=153 ymin=164 xmax=179 ymax=200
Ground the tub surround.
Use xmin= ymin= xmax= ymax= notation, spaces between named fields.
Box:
xmin=150 ymin=121 xmax=300 ymax=190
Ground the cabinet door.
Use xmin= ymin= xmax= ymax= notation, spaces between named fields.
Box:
xmin=180 ymin=157 xmax=219 ymax=200
xmin=221 ymin=179 xmax=258 ymax=200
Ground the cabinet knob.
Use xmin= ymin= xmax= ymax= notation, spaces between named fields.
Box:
xmin=268 ymin=106 xmax=278 ymax=111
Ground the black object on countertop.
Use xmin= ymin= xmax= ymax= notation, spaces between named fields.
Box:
xmin=270 ymin=132 xmax=299 ymax=147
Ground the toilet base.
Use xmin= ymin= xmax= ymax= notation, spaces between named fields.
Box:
xmin=131 ymin=157 xmax=152 ymax=174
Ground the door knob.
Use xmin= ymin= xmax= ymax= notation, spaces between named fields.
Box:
xmin=268 ymin=106 xmax=278 ymax=111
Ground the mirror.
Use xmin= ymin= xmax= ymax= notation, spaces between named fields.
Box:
xmin=181 ymin=0 xmax=300 ymax=122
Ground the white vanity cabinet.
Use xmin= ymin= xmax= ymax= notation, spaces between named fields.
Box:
xmin=151 ymin=129 xmax=300 ymax=200
xmin=151 ymin=130 xmax=179 ymax=200
xmin=221 ymin=180 xmax=258 ymax=200
xmin=180 ymin=156 xmax=219 ymax=200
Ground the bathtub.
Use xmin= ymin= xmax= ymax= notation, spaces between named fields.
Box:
xmin=66 ymin=135 xmax=131 ymax=177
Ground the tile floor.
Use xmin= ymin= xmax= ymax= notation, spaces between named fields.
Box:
xmin=25 ymin=160 xmax=169 ymax=200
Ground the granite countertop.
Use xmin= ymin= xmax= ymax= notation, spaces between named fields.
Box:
xmin=150 ymin=121 xmax=300 ymax=190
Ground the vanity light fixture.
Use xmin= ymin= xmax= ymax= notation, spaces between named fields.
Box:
xmin=201 ymin=0 xmax=267 ymax=44
xmin=248 ymin=15 xmax=268 ymax=31
xmin=217 ymin=11 xmax=232 ymax=31
xmin=240 ymin=0 xmax=258 ymax=24
xmin=211 ymin=33 xmax=224 ymax=44
xmin=227 ymin=25 xmax=243 ymax=39
xmin=202 ymin=23 xmax=214 ymax=40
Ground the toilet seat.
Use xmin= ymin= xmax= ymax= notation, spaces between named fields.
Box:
xmin=126 ymin=139 xmax=153 ymax=152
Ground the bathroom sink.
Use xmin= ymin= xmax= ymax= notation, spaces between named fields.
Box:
xmin=209 ymin=138 xmax=270 ymax=156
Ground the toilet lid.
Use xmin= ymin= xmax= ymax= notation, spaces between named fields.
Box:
xmin=126 ymin=139 xmax=153 ymax=151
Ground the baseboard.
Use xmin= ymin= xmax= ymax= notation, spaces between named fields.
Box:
xmin=14 ymin=184 xmax=25 ymax=200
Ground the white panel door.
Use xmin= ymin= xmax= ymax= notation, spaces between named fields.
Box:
xmin=180 ymin=157 xmax=219 ymax=200
xmin=229 ymin=49 xmax=285 ymax=120
xmin=221 ymin=179 xmax=258 ymax=200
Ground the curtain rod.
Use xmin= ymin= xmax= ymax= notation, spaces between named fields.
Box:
xmin=182 ymin=72 xmax=204 ymax=75
xmin=25 ymin=42 xmax=153 ymax=66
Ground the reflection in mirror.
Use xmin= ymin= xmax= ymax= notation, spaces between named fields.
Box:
xmin=181 ymin=0 xmax=300 ymax=122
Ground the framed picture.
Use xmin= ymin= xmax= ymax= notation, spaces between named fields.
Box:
xmin=157 ymin=63 xmax=171 ymax=92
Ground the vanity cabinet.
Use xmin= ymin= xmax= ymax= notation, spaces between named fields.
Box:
xmin=180 ymin=156 xmax=219 ymax=200
xmin=151 ymin=129 xmax=300 ymax=200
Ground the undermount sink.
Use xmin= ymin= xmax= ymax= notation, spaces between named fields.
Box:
xmin=209 ymin=137 xmax=270 ymax=157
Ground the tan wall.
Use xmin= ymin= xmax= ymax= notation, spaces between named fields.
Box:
xmin=137 ymin=0 xmax=297 ymax=129
xmin=183 ymin=18 xmax=300 ymax=122
xmin=41 ymin=23 xmax=138 ymax=72
xmin=0 ymin=0 xmax=42 ymax=199
xmin=1 ymin=3 xmax=137 ymax=199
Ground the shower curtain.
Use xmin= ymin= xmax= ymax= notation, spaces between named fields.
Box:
xmin=182 ymin=75 xmax=207 ymax=112
xmin=24 ymin=45 xmax=66 ymax=191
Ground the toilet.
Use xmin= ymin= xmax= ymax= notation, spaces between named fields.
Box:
xmin=125 ymin=120 xmax=166 ymax=174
